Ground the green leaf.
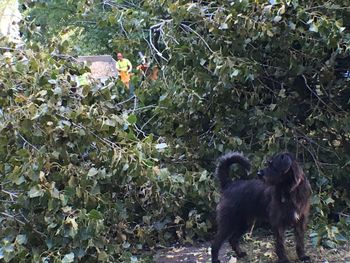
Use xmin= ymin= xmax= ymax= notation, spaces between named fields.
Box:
xmin=104 ymin=118 xmax=116 ymax=127
xmin=62 ymin=252 xmax=75 ymax=263
xmin=87 ymin=167 xmax=98 ymax=177
xmin=309 ymin=232 xmax=319 ymax=247
xmin=278 ymin=88 xmax=286 ymax=98
xmin=15 ymin=235 xmax=27 ymax=245
xmin=273 ymin=15 xmax=282 ymax=23
xmin=50 ymin=186 xmax=60 ymax=199
xmin=325 ymin=197 xmax=334 ymax=205
xmin=28 ymin=185 xmax=44 ymax=198
xmin=175 ymin=125 xmax=185 ymax=136
xmin=199 ymin=171 xmax=208 ymax=182
xmin=98 ymin=251 xmax=109 ymax=261
xmin=309 ymin=23 xmax=318 ymax=32
xmin=155 ymin=143 xmax=168 ymax=151
xmin=233 ymin=137 xmax=242 ymax=146
xmin=127 ymin=114 xmax=137 ymax=124
xmin=53 ymin=87 xmax=62 ymax=95
xmin=88 ymin=209 xmax=103 ymax=220
xmin=230 ymin=69 xmax=240 ymax=77
xmin=278 ymin=5 xmax=285 ymax=15
xmin=15 ymin=176 xmax=26 ymax=185
xmin=266 ymin=30 xmax=274 ymax=37
xmin=219 ymin=23 xmax=228 ymax=30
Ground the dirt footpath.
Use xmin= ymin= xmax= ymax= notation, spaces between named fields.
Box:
xmin=155 ymin=235 xmax=350 ymax=263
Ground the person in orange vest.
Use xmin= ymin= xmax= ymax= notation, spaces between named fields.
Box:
xmin=136 ymin=52 xmax=159 ymax=82
xmin=150 ymin=65 xmax=159 ymax=81
xmin=116 ymin=52 xmax=132 ymax=88
xmin=136 ymin=54 xmax=151 ymax=81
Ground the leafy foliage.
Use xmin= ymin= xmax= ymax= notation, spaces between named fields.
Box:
xmin=0 ymin=44 xmax=212 ymax=262
xmin=0 ymin=0 xmax=350 ymax=262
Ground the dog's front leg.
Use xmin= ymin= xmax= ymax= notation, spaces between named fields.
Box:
xmin=295 ymin=219 xmax=310 ymax=262
xmin=273 ymin=226 xmax=290 ymax=263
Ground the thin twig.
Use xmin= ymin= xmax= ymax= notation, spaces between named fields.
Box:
xmin=1 ymin=212 xmax=25 ymax=225
xmin=304 ymin=4 xmax=350 ymax=11
xmin=302 ymin=74 xmax=344 ymax=113
xmin=1 ymin=212 xmax=47 ymax=237
xmin=141 ymin=113 xmax=159 ymax=130
xmin=338 ymin=212 xmax=350 ymax=218
xmin=133 ymin=105 xmax=166 ymax=112
xmin=180 ymin=23 xmax=215 ymax=53
xmin=133 ymin=124 xmax=147 ymax=137
xmin=56 ymin=114 xmax=123 ymax=151
xmin=298 ymin=142 xmax=323 ymax=177
xmin=2 ymin=190 xmax=18 ymax=202
xmin=118 ymin=12 xmax=129 ymax=38
xmin=291 ymin=125 xmax=337 ymax=157
xmin=0 ymin=47 xmax=23 ymax=51
xmin=115 ymin=95 xmax=135 ymax=106
xmin=0 ymin=199 xmax=16 ymax=203
xmin=149 ymin=20 xmax=172 ymax=62
xmin=16 ymin=132 xmax=40 ymax=152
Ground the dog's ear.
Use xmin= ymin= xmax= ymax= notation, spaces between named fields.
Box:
xmin=278 ymin=153 xmax=293 ymax=174
xmin=290 ymin=161 xmax=304 ymax=192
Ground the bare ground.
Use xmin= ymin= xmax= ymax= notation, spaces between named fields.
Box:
xmin=155 ymin=233 xmax=350 ymax=263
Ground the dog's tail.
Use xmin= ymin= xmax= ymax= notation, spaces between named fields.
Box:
xmin=215 ymin=152 xmax=251 ymax=190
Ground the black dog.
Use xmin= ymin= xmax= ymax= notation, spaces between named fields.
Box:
xmin=211 ymin=152 xmax=311 ymax=263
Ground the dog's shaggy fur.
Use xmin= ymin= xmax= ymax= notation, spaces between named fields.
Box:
xmin=211 ymin=152 xmax=311 ymax=263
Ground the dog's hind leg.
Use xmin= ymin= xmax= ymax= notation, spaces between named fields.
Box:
xmin=211 ymin=231 xmax=230 ymax=263
xmin=229 ymin=222 xmax=248 ymax=258
xmin=273 ymin=226 xmax=290 ymax=263
xmin=229 ymin=237 xmax=247 ymax=258
xmin=211 ymin=222 xmax=234 ymax=263
xmin=294 ymin=218 xmax=310 ymax=262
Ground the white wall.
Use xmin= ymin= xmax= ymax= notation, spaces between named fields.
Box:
xmin=0 ymin=0 xmax=22 ymax=42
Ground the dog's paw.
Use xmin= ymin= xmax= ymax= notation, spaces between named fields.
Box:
xmin=236 ymin=251 xmax=247 ymax=258
xmin=299 ymin=255 xmax=311 ymax=262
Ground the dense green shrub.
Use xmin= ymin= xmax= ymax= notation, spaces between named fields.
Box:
xmin=0 ymin=46 xmax=216 ymax=262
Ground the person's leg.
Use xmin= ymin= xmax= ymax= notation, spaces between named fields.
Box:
xmin=129 ymin=83 xmax=134 ymax=98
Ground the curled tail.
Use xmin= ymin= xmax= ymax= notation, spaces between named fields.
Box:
xmin=215 ymin=152 xmax=251 ymax=190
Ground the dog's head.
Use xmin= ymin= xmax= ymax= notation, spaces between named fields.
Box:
xmin=257 ymin=152 xmax=303 ymax=190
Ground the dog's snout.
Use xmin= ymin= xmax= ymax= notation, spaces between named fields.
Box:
xmin=257 ymin=170 xmax=264 ymax=178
